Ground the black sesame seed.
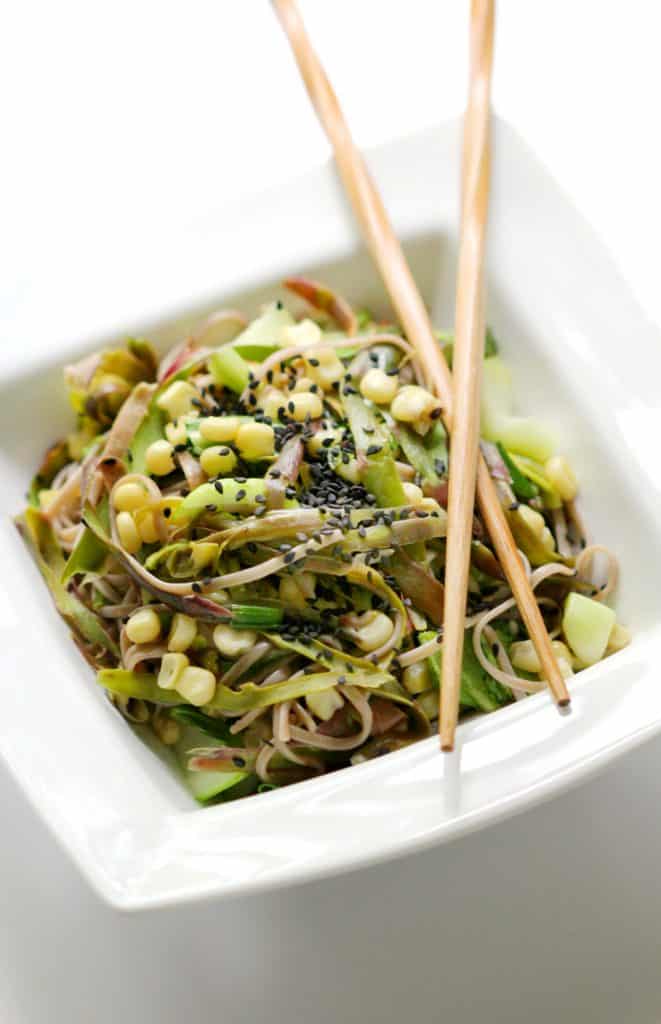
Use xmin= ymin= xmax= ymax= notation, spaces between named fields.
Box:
xmin=235 ymin=489 xmax=246 ymax=501
xmin=366 ymin=444 xmax=382 ymax=456
xmin=192 ymin=583 xmax=202 ymax=593
xmin=163 ymin=507 xmax=171 ymax=518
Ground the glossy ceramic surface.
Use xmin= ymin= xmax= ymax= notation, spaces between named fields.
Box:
xmin=1 ymin=118 xmax=660 ymax=909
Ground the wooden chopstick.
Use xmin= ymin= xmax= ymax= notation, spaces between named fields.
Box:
xmin=441 ymin=0 xmax=494 ymax=750
xmin=272 ymin=0 xmax=570 ymax=730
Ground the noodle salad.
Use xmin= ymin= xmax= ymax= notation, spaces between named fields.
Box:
xmin=17 ymin=278 xmax=629 ymax=802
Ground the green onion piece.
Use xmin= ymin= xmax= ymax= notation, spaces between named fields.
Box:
xmin=209 ymin=346 xmax=251 ymax=394
xmin=230 ymin=604 xmax=284 ymax=630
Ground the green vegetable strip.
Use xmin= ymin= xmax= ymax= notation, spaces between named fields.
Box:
xmin=395 ymin=422 xmax=447 ymax=485
xmin=129 ymin=403 xmax=165 ymax=474
xmin=98 ymin=667 xmax=394 ymax=713
xmin=19 ymin=509 xmax=119 ymax=656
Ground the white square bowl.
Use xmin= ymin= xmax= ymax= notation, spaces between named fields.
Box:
xmin=2 ymin=117 xmax=661 ymax=910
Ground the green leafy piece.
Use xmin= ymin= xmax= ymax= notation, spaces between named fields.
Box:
xmin=419 ymin=628 xmax=511 ymax=712
xmin=496 ymin=442 xmax=539 ymax=501
xmin=19 ymin=508 xmax=119 ymax=657
xmin=209 ymin=346 xmax=251 ymax=394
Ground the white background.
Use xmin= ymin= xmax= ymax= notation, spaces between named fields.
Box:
xmin=3 ymin=2 xmax=661 ymax=1021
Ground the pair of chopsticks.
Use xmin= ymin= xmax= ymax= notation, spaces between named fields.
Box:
xmin=273 ymin=0 xmax=570 ymax=750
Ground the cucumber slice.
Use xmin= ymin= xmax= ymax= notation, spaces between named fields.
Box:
xmin=230 ymin=303 xmax=294 ymax=361
xmin=481 ymin=357 xmax=556 ymax=462
xmin=175 ymin=724 xmax=248 ymax=803
xmin=562 ymin=593 xmax=616 ymax=666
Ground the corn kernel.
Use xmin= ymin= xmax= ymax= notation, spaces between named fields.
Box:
xmin=235 ymin=422 xmax=275 ymax=460
xmin=282 ymin=318 xmax=322 ymax=348
xmin=165 ymin=418 xmax=188 ymax=446
xmin=517 ymin=505 xmax=556 ymax=553
xmin=402 ymin=662 xmax=431 ymax=694
xmin=213 ymin=625 xmax=257 ymax=657
xmin=286 ymin=392 xmax=323 ymax=422
xmin=191 ymin=542 xmax=219 ymax=570
xmin=306 ymin=429 xmax=340 ymax=456
xmin=304 ymin=345 xmax=345 ymax=390
xmin=168 ymin=613 xmax=197 ymax=652
xmin=176 ymin=666 xmax=216 ymax=706
xmin=116 ymin=511 xmax=142 ymax=554
xmin=156 ymin=380 xmax=198 ymax=420
xmin=158 ymin=651 xmax=189 ymax=689
xmin=199 ymin=445 xmax=238 ymax=476
xmin=145 ymin=439 xmax=176 ymax=476
xmin=342 ymin=610 xmax=393 ymax=652
xmin=259 ymin=387 xmax=288 ymax=421
xmin=360 ymin=368 xmax=398 ymax=405
xmin=306 ymin=688 xmax=343 ymax=722
xmin=199 ymin=416 xmax=241 ymax=443
xmin=135 ymin=508 xmax=159 ymax=544
xmin=510 ymin=639 xmax=574 ymax=677
xmin=390 ymin=385 xmax=439 ymax=426
xmin=125 ymin=607 xmax=161 ymax=644
xmin=544 ymin=455 xmax=578 ymax=502
xmin=112 ymin=481 xmax=149 ymax=513
xmin=402 ymin=482 xmax=424 ymax=505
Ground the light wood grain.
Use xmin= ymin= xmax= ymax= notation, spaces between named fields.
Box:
xmin=441 ymin=0 xmax=494 ymax=751
xmin=272 ymin=0 xmax=570 ymax=734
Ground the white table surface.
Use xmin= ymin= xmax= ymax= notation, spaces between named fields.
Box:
xmin=3 ymin=2 xmax=661 ymax=1021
